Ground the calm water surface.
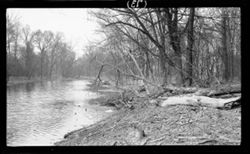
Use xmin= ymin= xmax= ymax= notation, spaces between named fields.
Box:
xmin=7 ymin=80 xmax=113 ymax=146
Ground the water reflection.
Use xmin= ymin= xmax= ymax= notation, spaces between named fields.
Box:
xmin=7 ymin=80 xmax=113 ymax=146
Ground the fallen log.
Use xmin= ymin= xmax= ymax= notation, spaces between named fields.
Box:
xmin=161 ymin=95 xmax=241 ymax=110
xmin=194 ymin=84 xmax=241 ymax=98
xmin=207 ymin=90 xmax=241 ymax=97
xmin=150 ymin=87 xmax=198 ymax=99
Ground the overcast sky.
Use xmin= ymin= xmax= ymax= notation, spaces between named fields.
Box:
xmin=7 ymin=8 xmax=104 ymax=58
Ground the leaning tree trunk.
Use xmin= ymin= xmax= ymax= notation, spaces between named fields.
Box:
xmin=95 ymin=65 xmax=105 ymax=86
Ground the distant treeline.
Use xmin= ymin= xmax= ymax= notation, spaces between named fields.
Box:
xmin=7 ymin=13 xmax=76 ymax=81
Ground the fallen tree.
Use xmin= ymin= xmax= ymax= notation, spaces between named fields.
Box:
xmin=194 ymin=84 xmax=241 ymax=98
xmin=161 ymin=95 xmax=241 ymax=110
xmin=151 ymin=83 xmax=241 ymax=100
xmin=91 ymin=50 xmax=241 ymax=111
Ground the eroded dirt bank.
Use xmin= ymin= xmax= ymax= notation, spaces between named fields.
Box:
xmin=55 ymin=81 xmax=241 ymax=146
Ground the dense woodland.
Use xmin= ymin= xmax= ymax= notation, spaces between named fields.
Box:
xmin=7 ymin=8 xmax=241 ymax=90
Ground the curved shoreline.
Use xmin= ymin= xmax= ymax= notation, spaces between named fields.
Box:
xmin=55 ymin=81 xmax=241 ymax=146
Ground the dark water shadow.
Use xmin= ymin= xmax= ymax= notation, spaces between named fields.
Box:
xmin=7 ymin=82 xmax=36 ymax=93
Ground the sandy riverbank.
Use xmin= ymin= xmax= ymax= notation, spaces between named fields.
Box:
xmin=55 ymin=81 xmax=241 ymax=146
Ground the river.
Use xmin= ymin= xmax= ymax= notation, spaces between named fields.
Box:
xmin=7 ymin=79 xmax=114 ymax=146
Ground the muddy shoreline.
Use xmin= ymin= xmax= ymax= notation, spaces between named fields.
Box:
xmin=55 ymin=80 xmax=241 ymax=146
xmin=55 ymin=80 xmax=123 ymax=142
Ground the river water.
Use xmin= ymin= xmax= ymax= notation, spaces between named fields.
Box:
xmin=7 ymin=80 xmax=114 ymax=146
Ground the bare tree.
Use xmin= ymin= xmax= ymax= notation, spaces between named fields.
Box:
xmin=33 ymin=30 xmax=54 ymax=79
xmin=22 ymin=25 xmax=36 ymax=79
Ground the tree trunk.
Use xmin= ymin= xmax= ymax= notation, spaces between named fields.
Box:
xmin=145 ymin=51 xmax=150 ymax=78
xmin=116 ymin=69 xmax=121 ymax=87
xmin=159 ymin=51 xmax=168 ymax=85
xmin=187 ymin=8 xmax=195 ymax=86
xmin=222 ymin=10 xmax=230 ymax=82
xmin=165 ymin=8 xmax=183 ymax=86
xmin=95 ymin=65 xmax=105 ymax=85
xmin=127 ymin=49 xmax=150 ymax=95
xmin=41 ymin=54 xmax=43 ymax=80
